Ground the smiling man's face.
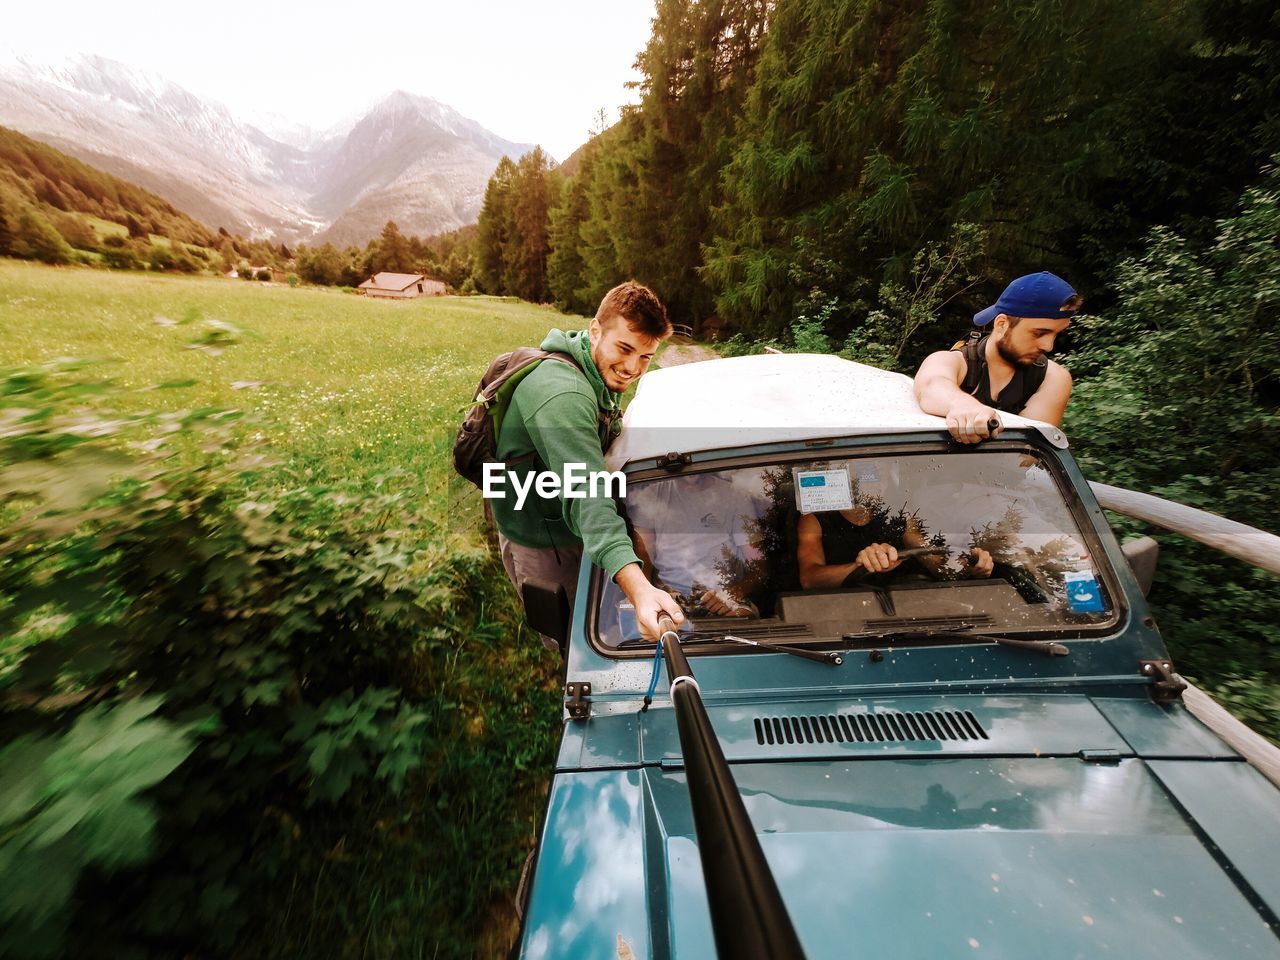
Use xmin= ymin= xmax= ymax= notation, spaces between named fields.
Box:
xmin=589 ymin=312 xmax=663 ymax=392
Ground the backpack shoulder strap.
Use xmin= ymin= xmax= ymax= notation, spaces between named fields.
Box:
xmin=957 ymin=335 xmax=987 ymax=397
xmin=1023 ymin=355 xmax=1049 ymax=398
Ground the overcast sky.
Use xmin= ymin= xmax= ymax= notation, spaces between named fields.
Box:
xmin=5 ymin=0 xmax=655 ymax=161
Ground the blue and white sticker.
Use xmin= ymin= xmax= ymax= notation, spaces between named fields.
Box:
xmin=1063 ymin=569 xmax=1105 ymax=613
xmin=794 ymin=467 xmax=853 ymax=513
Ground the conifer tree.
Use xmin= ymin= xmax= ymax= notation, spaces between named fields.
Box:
xmin=553 ymin=0 xmax=768 ymax=327
xmin=547 ymin=150 xmax=596 ymax=313
xmin=373 ymin=221 xmax=414 ymax=274
xmin=506 ymin=147 xmax=557 ymax=302
xmin=575 ymin=130 xmax=630 ymax=308
xmin=475 ymin=156 xmax=517 ymax=294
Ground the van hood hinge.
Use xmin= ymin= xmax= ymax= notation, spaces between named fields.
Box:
xmin=565 ymin=681 xmax=592 ymax=720
xmin=1140 ymin=659 xmax=1187 ymax=704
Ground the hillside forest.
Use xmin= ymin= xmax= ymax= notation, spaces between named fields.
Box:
xmin=0 ymin=125 xmax=475 ymax=287
xmin=471 ymin=0 xmax=1280 ymax=728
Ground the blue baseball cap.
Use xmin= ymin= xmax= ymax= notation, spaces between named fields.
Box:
xmin=973 ymin=271 xmax=1080 ymax=326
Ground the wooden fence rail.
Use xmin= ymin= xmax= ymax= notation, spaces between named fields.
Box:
xmin=1093 ymin=480 xmax=1280 ymax=787
xmin=1090 ymin=482 xmax=1280 ymax=576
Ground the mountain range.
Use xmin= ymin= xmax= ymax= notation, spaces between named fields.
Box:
xmin=0 ymin=53 xmax=538 ymax=245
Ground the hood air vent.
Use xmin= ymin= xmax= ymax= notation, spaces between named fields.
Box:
xmin=753 ymin=709 xmax=988 ymax=747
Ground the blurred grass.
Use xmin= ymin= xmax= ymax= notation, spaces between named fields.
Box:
xmin=0 ymin=259 xmax=589 ymax=958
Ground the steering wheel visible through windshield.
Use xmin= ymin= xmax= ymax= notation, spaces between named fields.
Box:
xmin=595 ymin=447 xmax=1117 ymax=649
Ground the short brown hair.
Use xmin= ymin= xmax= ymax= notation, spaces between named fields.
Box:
xmin=596 ymin=281 xmax=671 ymax=339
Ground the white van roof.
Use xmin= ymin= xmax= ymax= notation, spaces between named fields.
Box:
xmin=605 ymin=353 xmax=1066 ymax=469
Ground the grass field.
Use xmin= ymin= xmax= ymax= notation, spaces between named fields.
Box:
xmin=2 ymin=260 xmax=583 ymax=498
xmin=1 ymin=259 xmax=592 ymax=958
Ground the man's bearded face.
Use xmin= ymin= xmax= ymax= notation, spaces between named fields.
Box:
xmin=995 ymin=316 xmax=1071 ymax=366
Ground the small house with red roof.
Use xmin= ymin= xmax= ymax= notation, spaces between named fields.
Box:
xmin=358 ymin=272 xmax=446 ymax=299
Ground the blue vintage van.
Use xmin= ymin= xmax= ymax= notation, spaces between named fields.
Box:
xmin=514 ymin=353 xmax=1280 ymax=960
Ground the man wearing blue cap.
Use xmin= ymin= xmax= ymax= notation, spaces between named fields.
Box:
xmin=914 ymin=271 xmax=1082 ymax=443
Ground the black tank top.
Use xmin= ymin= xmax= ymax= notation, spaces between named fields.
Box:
xmin=958 ymin=335 xmax=1047 ymax=413
xmin=816 ymin=512 xmax=897 ymax=588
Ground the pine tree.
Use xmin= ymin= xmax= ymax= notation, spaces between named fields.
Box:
xmin=575 ymin=129 xmax=629 ymax=308
xmin=506 ymin=147 xmax=557 ymax=302
xmin=475 ymin=156 xmax=517 ymax=294
xmin=547 ymin=150 xmax=595 ymax=313
xmin=554 ymin=0 xmax=769 ymax=327
xmin=373 ymin=221 xmax=414 ymax=274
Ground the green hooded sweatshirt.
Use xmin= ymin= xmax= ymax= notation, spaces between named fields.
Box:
xmin=492 ymin=328 xmax=640 ymax=579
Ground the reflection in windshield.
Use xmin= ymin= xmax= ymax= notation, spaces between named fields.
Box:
xmin=600 ymin=450 xmax=1114 ymax=647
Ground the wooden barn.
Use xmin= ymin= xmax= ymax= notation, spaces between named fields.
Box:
xmin=358 ymin=272 xmax=446 ymax=299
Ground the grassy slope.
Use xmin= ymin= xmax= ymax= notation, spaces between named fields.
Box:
xmin=0 ymin=125 xmax=215 ymax=246
xmin=0 ymin=260 xmax=592 ymax=957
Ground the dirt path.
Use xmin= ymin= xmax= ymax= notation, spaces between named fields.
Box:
xmin=656 ymin=343 xmax=720 ymax=367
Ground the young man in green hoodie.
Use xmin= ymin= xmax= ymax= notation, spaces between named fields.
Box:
xmin=491 ymin=281 xmax=685 ymax=649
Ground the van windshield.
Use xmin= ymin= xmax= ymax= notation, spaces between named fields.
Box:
xmin=596 ymin=449 xmax=1117 ymax=648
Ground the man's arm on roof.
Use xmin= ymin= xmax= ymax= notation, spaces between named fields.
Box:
xmin=1018 ymin=360 xmax=1072 ymax=427
xmin=524 ymin=387 xmax=640 ymax=579
xmin=913 ymin=350 xmax=968 ymax=416
xmin=914 ymin=350 xmax=997 ymax=444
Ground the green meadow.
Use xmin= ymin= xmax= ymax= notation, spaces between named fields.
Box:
xmin=3 ymin=260 xmax=570 ymax=486
xmin=0 ymin=260 xmax=589 ymax=958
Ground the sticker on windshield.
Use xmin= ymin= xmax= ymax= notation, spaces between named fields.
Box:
xmin=854 ymin=461 xmax=883 ymax=498
xmin=794 ymin=467 xmax=853 ymax=513
xmin=1063 ymin=569 xmax=1105 ymax=613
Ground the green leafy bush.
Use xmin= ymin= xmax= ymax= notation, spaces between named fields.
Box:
xmin=0 ymin=359 xmax=556 ymax=957
xmin=0 ymin=699 xmax=198 ymax=958
xmin=1069 ymin=158 xmax=1280 ymax=740
xmin=10 ymin=207 xmax=74 ymax=264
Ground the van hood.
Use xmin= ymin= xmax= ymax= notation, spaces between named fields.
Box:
xmin=520 ymin=716 xmax=1280 ymax=959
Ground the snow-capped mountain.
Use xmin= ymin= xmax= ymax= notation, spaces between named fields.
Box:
xmin=311 ymin=90 xmax=533 ymax=246
xmin=0 ymin=53 xmax=537 ymax=243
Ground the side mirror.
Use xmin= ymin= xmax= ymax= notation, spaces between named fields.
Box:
xmin=521 ymin=578 xmax=570 ymax=654
xmin=1121 ymin=536 xmax=1159 ymax=597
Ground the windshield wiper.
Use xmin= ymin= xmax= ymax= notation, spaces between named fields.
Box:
xmin=843 ymin=625 xmax=1069 ymax=657
xmin=722 ymin=634 xmax=843 ymax=665
xmin=620 ymin=631 xmax=718 ymax=648
xmin=621 ymin=632 xmax=842 ymax=665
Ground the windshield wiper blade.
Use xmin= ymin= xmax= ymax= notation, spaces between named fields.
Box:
xmin=622 ymin=632 xmax=842 ymax=665
xmin=619 ymin=631 xmax=718 ymax=648
xmin=723 ymin=634 xmax=843 ymax=666
xmin=844 ymin=626 xmax=1069 ymax=657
